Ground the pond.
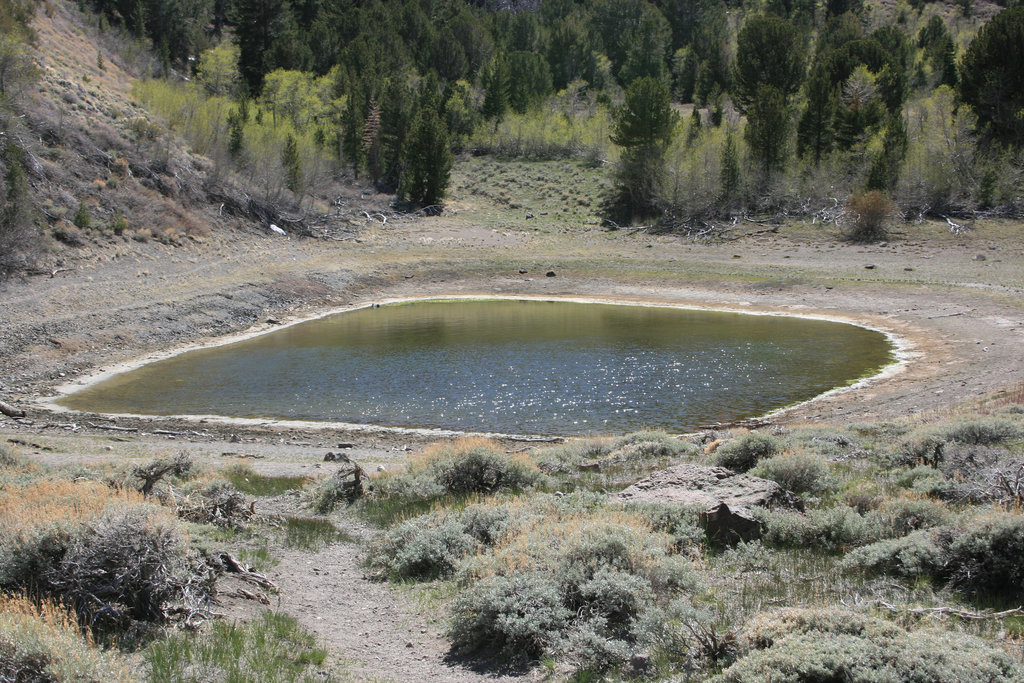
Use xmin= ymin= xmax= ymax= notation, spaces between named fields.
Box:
xmin=57 ymin=299 xmax=895 ymax=435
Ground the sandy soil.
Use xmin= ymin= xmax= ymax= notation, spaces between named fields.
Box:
xmin=2 ymin=215 xmax=1023 ymax=679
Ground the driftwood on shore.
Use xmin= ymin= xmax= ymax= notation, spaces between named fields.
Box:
xmin=0 ymin=400 xmax=26 ymax=418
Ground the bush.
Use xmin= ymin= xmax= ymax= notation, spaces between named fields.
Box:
xmin=757 ymin=506 xmax=875 ymax=552
xmin=717 ymin=610 xmax=1022 ymax=682
xmin=629 ymin=503 xmax=706 ymax=553
xmin=749 ymin=450 xmax=836 ymax=494
xmin=714 ymin=433 xmax=784 ymax=472
xmin=433 ymin=445 xmax=540 ymax=495
xmin=367 ymin=512 xmax=477 ymax=581
xmin=845 ymin=512 xmax=1024 ymax=595
xmin=845 ymin=190 xmax=894 ymax=243
xmin=864 ymin=496 xmax=952 ymax=537
xmin=448 ymin=572 xmax=572 ymax=661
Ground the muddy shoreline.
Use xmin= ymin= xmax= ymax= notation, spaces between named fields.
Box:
xmin=2 ymin=219 xmax=1024 ymax=467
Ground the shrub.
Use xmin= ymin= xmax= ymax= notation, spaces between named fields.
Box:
xmin=842 ymin=529 xmax=945 ymax=579
xmin=433 ymin=445 xmax=539 ymax=495
xmin=628 ymin=503 xmax=706 ymax=553
xmin=865 ymin=496 xmax=951 ymax=537
xmin=46 ymin=505 xmax=184 ymax=627
xmin=718 ymin=611 xmax=1022 ymax=683
xmin=749 ymin=450 xmax=836 ymax=494
xmin=448 ymin=572 xmax=572 ymax=661
xmin=844 ymin=512 xmax=1024 ymax=594
xmin=714 ymin=433 xmax=782 ymax=472
xmin=559 ymin=618 xmax=634 ymax=673
xmin=757 ymin=506 xmax=875 ymax=552
xmin=845 ymin=190 xmax=894 ymax=243
xmin=72 ymin=202 xmax=91 ymax=229
xmin=367 ymin=512 xmax=477 ymax=581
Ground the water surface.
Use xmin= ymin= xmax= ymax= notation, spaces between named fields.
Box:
xmin=59 ymin=299 xmax=893 ymax=435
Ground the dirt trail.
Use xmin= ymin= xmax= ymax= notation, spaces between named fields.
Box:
xmin=264 ymin=517 xmax=528 ymax=683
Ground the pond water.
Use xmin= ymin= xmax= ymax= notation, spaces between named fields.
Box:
xmin=58 ymin=299 xmax=894 ymax=435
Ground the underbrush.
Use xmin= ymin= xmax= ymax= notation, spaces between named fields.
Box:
xmin=224 ymin=464 xmax=309 ymax=497
xmin=347 ymin=438 xmax=544 ymax=525
xmin=146 ymin=610 xmax=327 ymax=682
xmin=358 ymin=410 xmax=1024 ymax=679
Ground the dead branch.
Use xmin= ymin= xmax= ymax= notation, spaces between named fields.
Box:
xmin=0 ymin=400 xmax=26 ymax=418
xmin=218 ymin=552 xmax=278 ymax=591
xmin=131 ymin=453 xmax=193 ymax=496
xmin=872 ymin=600 xmax=1024 ymax=621
xmin=87 ymin=422 xmax=138 ymax=432
xmin=220 ymin=588 xmax=270 ymax=604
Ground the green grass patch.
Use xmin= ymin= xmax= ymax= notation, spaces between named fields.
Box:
xmin=281 ymin=515 xmax=355 ymax=550
xmin=146 ymin=611 xmax=327 ymax=682
xmin=224 ymin=465 xmax=308 ymax=497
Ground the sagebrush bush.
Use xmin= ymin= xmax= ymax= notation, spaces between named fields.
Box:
xmin=448 ymin=572 xmax=572 ymax=661
xmin=864 ymin=496 xmax=952 ymax=538
xmin=367 ymin=512 xmax=477 ymax=581
xmin=628 ymin=503 xmax=705 ymax=553
xmin=749 ymin=450 xmax=836 ymax=494
xmin=718 ymin=609 xmax=1022 ymax=682
xmin=845 ymin=511 xmax=1024 ymax=595
xmin=757 ymin=506 xmax=876 ymax=552
xmin=714 ymin=433 xmax=782 ymax=472
xmin=845 ymin=190 xmax=894 ymax=243
xmin=433 ymin=445 xmax=540 ymax=495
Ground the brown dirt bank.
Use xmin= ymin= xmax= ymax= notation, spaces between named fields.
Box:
xmin=2 ymin=217 xmax=1023 ymax=453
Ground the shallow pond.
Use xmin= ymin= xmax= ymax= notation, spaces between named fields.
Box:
xmin=58 ymin=299 xmax=894 ymax=435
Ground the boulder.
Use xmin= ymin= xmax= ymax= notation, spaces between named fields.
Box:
xmin=613 ymin=463 xmax=803 ymax=543
xmin=613 ymin=463 xmax=803 ymax=511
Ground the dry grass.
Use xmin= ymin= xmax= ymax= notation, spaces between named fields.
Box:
xmin=0 ymin=478 xmax=150 ymax=537
xmin=0 ymin=594 xmax=133 ymax=681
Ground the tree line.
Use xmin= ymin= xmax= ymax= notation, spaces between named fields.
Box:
xmin=54 ymin=0 xmax=1024 ymax=217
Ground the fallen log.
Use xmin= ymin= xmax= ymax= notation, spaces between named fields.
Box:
xmin=0 ymin=400 xmax=26 ymax=418
xmin=87 ymin=422 xmax=139 ymax=432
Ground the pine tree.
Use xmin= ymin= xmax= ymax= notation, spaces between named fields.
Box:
xmin=400 ymin=107 xmax=453 ymax=207
xmin=719 ymin=133 xmax=741 ymax=210
xmin=745 ymin=85 xmax=790 ymax=182
xmin=481 ymin=55 xmax=509 ymax=125
xmin=362 ymin=98 xmax=382 ymax=184
xmin=610 ymin=76 xmax=676 ymax=218
xmin=1 ymin=142 xmax=37 ymax=278
xmin=281 ymin=134 xmax=302 ymax=194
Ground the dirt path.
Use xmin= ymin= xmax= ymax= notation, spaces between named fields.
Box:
xmin=263 ymin=517 xmax=528 ymax=683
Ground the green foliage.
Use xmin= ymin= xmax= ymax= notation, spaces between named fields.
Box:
xmin=757 ymin=505 xmax=875 ymax=552
xmin=1 ymin=141 xmax=37 ymax=278
xmin=733 ymin=14 xmax=807 ymax=112
xmin=281 ymin=516 xmax=352 ymax=551
xmin=223 ymin=464 xmax=307 ymax=497
xmin=449 ymin=572 xmax=572 ymax=661
xmin=400 ymin=107 xmax=453 ymax=207
xmin=146 ymin=611 xmax=327 ymax=682
xmin=845 ymin=512 xmax=1024 ymax=595
xmin=611 ymin=76 xmax=676 ymax=218
xmin=749 ymin=450 xmax=837 ymax=494
xmin=368 ymin=511 xmax=478 ymax=581
xmin=432 ymin=446 xmax=540 ymax=495
xmin=718 ymin=615 xmax=1022 ymax=682
xmin=714 ymin=433 xmax=783 ymax=472
xmin=281 ymin=133 xmax=302 ymax=194
xmin=744 ymin=85 xmax=790 ymax=180
xmin=72 ymin=202 xmax=91 ymax=229
xmin=960 ymin=5 xmax=1024 ymax=146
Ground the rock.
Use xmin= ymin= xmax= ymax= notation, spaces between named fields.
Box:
xmin=612 ymin=463 xmax=803 ymax=512
xmin=323 ymin=452 xmax=336 ymax=462
xmin=974 ymin=253 xmax=987 ymax=261
xmin=546 ymin=270 xmax=557 ymax=277
xmin=519 ymin=269 xmax=528 ymax=274
xmin=865 ymin=264 xmax=876 ymax=269
xmin=269 ymin=224 xmax=286 ymax=236
xmin=337 ymin=442 xmax=355 ymax=449
xmin=266 ymin=317 xmax=281 ymax=325
xmin=700 ymin=502 xmax=763 ymax=543
xmin=229 ymin=434 xmax=240 ymax=443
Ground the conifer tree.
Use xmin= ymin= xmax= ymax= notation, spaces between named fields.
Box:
xmin=400 ymin=108 xmax=453 ymax=207
xmin=282 ymin=134 xmax=302 ymax=194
